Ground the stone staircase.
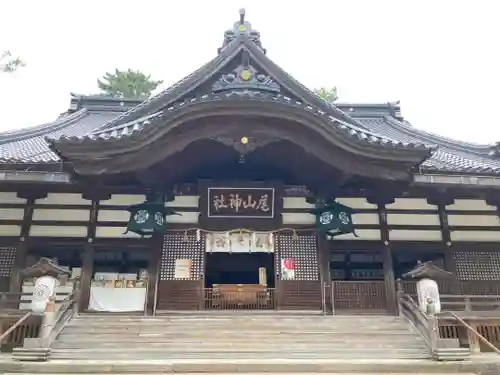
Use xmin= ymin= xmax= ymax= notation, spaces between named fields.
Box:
xmin=50 ymin=312 xmax=430 ymax=361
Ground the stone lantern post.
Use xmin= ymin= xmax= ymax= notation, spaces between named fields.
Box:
xmin=402 ymin=260 xmax=452 ymax=315
xmin=21 ymin=258 xmax=71 ymax=344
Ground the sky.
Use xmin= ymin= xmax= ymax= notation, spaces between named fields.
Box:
xmin=0 ymin=0 xmax=498 ymax=144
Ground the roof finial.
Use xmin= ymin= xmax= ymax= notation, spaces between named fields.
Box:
xmin=218 ymin=9 xmax=266 ymax=54
xmin=239 ymin=8 xmax=246 ymax=25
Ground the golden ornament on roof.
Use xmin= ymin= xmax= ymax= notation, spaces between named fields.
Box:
xmin=240 ymin=69 xmax=252 ymax=81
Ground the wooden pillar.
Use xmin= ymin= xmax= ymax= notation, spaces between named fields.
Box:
xmin=312 ymin=195 xmax=333 ymax=314
xmin=79 ymin=199 xmax=99 ymax=311
xmin=316 ymin=232 xmax=331 ymax=313
xmin=376 ymin=202 xmax=397 ymax=315
xmin=428 ymin=193 xmax=459 ymax=294
xmin=10 ymin=191 xmax=47 ymax=292
xmin=146 ymin=234 xmax=163 ymax=315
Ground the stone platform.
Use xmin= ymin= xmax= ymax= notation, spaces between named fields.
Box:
xmin=0 ymin=357 xmax=498 ymax=374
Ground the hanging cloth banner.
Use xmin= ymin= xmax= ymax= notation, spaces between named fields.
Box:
xmin=205 ymin=232 xmax=275 ymax=253
xmin=311 ymin=202 xmax=357 ymax=237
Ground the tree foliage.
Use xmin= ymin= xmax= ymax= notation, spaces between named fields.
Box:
xmin=0 ymin=50 xmax=25 ymax=73
xmin=97 ymin=69 xmax=163 ymax=99
xmin=314 ymin=86 xmax=338 ymax=103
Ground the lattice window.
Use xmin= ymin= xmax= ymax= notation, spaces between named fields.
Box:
xmin=160 ymin=234 xmax=204 ymax=281
xmin=0 ymin=247 xmax=16 ymax=277
xmin=275 ymin=234 xmax=318 ymax=281
xmin=454 ymin=251 xmax=500 ymax=281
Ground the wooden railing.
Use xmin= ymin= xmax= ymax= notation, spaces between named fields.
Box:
xmin=0 ymin=292 xmax=43 ymax=351
xmin=397 ymin=291 xmax=435 ymax=351
xmin=397 ymin=286 xmax=500 ymax=358
xmin=332 ymin=281 xmax=387 ymax=312
xmin=44 ymin=279 xmax=80 ymax=348
xmin=0 ymin=291 xmax=73 ymax=312
xmin=0 ymin=313 xmax=32 ymax=345
xmin=439 ymin=311 xmax=500 ymax=355
xmin=439 ymin=294 xmax=500 ymax=312
xmin=205 ymin=288 xmax=275 ymax=309
xmin=0 ymin=280 xmax=80 ymax=352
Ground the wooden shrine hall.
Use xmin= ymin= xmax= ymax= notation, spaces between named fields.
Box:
xmin=2 ymin=9 xmax=500 ymax=316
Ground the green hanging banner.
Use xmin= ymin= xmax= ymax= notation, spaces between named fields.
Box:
xmin=311 ymin=202 xmax=357 ymax=237
xmin=125 ymin=198 xmax=180 ymax=237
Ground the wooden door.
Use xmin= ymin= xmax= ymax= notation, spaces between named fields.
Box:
xmin=156 ymin=233 xmax=205 ymax=310
xmin=275 ymin=234 xmax=321 ymax=310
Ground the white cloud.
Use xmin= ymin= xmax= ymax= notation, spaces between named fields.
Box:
xmin=0 ymin=0 xmax=498 ymax=143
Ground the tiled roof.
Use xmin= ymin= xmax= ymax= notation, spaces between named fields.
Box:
xmin=1 ymin=10 xmax=497 ymax=176
xmin=0 ymin=21 xmax=498 ymax=178
xmin=1 ymin=94 xmax=499 ymax=175
xmin=54 ymin=92 xmax=430 ymax=157
xmin=349 ymin=113 xmax=500 ymax=174
xmin=0 ymin=95 xmax=134 ymax=163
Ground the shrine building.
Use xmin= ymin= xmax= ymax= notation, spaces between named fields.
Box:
xmin=1 ymin=10 xmax=500 ymax=314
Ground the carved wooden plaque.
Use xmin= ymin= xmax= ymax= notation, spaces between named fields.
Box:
xmin=208 ymin=187 xmax=274 ymax=218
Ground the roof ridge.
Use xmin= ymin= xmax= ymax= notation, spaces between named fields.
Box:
xmin=383 ymin=115 xmax=493 ymax=155
xmin=0 ymin=109 xmax=89 ymax=145
xmin=94 ymin=38 xmax=244 ymax=132
xmin=239 ymin=39 xmax=369 ymax=131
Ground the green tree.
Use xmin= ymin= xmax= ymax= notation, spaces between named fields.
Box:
xmin=0 ymin=50 xmax=25 ymax=73
xmin=314 ymin=86 xmax=338 ymax=103
xmin=97 ymin=69 xmax=163 ymax=99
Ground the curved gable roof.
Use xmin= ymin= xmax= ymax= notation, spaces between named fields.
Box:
xmin=0 ymin=10 xmax=498 ymax=175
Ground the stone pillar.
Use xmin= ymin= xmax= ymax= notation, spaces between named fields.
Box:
xmin=40 ymin=297 xmax=56 ymax=346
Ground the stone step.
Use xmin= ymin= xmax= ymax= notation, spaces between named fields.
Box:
xmin=69 ymin=317 xmax=405 ymax=324
xmin=50 ymin=313 xmax=430 ymax=365
xmin=50 ymin=349 xmax=429 ymax=360
xmin=53 ymin=341 xmax=428 ymax=350
xmin=68 ymin=319 xmax=410 ymax=324
xmin=60 ymin=329 xmax=414 ymax=337
xmin=70 ymin=324 xmax=410 ymax=328
xmin=75 ymin=314 xmax=403 ymax=322
xmin=0 ymin=358 xmax=485 ymax=374
xmin=56 ymin=334 xmax=423 ymax=343
xmin=66 ymin=323 xmax=410 ymax=330
xmin=70 ymin=314 xmax=413 ymax=322
xmin=1 ymin=374 xmax=476 ymax=375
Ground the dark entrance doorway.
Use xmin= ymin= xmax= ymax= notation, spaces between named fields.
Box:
xmin=204 ymin=252 xmax=275 ymax=309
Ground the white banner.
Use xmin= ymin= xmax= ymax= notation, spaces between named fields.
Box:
xmin=205 ymin=232 xmax=274 ymax=253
